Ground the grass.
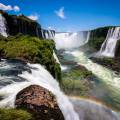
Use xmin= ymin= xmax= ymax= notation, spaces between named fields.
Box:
xmin=0 ymin=108 xmax=33 ymax=120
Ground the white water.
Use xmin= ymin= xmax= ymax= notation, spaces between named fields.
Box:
xmin=0 ymin=63 xmax=79 ymax=120
xmin=0 ymin=14 xmax=8 ymax=37
xmin=99 ymin=27 xmax=120 ymax=57
xmin=54 ymin=31 xmax=90 ymax=50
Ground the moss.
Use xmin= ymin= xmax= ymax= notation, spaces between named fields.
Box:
xmin=0 ymin=108 xmax=33 ymax=120
xmin=0 ymin=34 xmax=61 ymax=82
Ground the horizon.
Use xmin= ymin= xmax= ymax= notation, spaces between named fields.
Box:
xmin=0 ymin=0 xmax=120 ymax=32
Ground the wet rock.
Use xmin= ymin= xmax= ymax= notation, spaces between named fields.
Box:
xmin=15 ymin=85 xmax=64 ymax=120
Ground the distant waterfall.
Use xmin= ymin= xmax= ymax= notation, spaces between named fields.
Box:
xmin=54 ymin=31 xmax=90 ymax=50
xmin=99 ymin=27 xmax=120 ymax=57
xmin=41 ymin=29 xmax=55 ymax=39
xmin=0 ymin=14 xmax=8 ymax=37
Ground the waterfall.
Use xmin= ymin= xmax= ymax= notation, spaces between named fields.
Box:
xmin=54 ymin=31 xmax=90 ymax=50
xmin=48 ymin=30 xmax=54 ymax=39
xmin=0 ymin=60 xmax=79 ymax=120
xmin=99 ymin=27 xmax=120 ymax=57
xmin=41 ymin=29 xmax=55 ymax=39
xmin=53 ymin=50 xmax=60 ymax=63
xmin=41 ymin=29 xmax=45 ymax=38
xmin=0 ymin=14 xmax=8 ymax=37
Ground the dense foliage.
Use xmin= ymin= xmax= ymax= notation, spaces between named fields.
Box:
xmin=0 ymin=109 xmax=32 ymax=120
xmin=0 ymin=34 xmax=61 ymax=82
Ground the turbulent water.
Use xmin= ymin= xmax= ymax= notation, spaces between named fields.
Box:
xmin=58 ymin=48 xmax=120 ymax=120
xmin=53 ymin=30 xmax=120 ymax=119
xmin=0 ymin=59 xmax=120 ymax=120
xmin=0 ymin=14 xmax=8 ymax=37
xmin=54 ymin=31 xmax=90 ymax=50
xmin=0 ymin=59 xmax=79 ymax=120
xmin=99 ymin=27 xmax=120 ymax=57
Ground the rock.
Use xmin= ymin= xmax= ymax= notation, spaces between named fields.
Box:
xmin=15 ymin=85 xmax=64 ymax=120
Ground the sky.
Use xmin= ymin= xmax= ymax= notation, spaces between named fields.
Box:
xmin=0 ymin=0 xmax=120 ymax=32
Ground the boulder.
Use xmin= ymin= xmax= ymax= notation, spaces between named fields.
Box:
xmin=15 ymin=85 xmax=64 ymax=120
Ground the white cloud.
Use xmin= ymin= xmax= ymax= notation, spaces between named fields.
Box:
xmin=0 ymin=3 xmax=20 ymax=12
xmin=28 ymin=14 xmax=39 ymax=21
xmin=13 ymin=6 xmax=20 ymax=12
xmin=55 ymin=7 xmax=66 ymax=19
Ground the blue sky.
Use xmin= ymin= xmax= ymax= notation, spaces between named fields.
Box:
xmin=0 ymin=0 xmax=120 ymax=32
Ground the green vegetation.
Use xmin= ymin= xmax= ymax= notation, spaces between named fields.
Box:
xmin=0 ymin=108 xmax=32 ymax=120
xmin=0 ymin=34 xmax=61 ymax=82
xmin=61 ymin=68 xmax=93 ymax=96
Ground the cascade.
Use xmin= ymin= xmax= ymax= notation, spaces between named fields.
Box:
xmin=45 ymin=30 xmax=49 ymax=39
xmin=41 ymin=29 xmax=45 ymax=38
xmin=0 ymin=60 xmax=79 ymax=120
xmin=53 ymin=51 xmax=60 ymax=63
xmin=0 ymin=14 xmax=8 ymax=37
xmin=54 ymin=31 xmax=90 ymax=50
xmin=99 ymin=27 xmax=120 ymax=57
xmin=41 ymin=29 xmax=55 ymax=39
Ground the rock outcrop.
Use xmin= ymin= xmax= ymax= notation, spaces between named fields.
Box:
xmin=15 ymin=85 xmax=64 ymax=120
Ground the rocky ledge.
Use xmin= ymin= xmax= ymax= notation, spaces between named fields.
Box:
xmin=15 ymin=85 xmax=64 ymax=120
xmin=91 ymin=57 xmax=120 ymax=74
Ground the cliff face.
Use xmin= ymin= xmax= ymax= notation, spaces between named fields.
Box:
xmin=115 ymin=40 xmax=120 ymax=57
xmin=0 ymin=10 xmax=55 ymax=39
xmin=88 ymin=26 xmax=111 ymax=51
